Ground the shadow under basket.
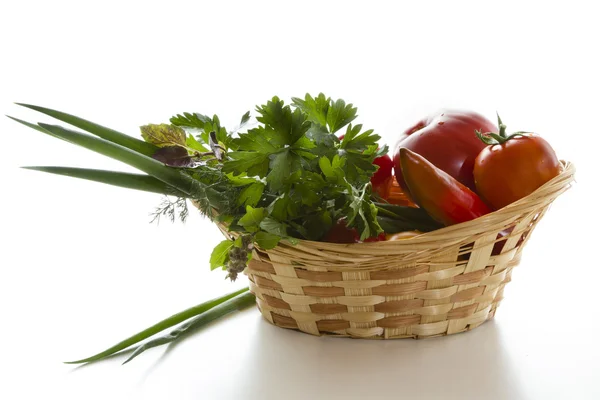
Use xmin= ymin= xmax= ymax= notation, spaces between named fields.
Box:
xmin=228 ymin=161 xmax=575 ymax=339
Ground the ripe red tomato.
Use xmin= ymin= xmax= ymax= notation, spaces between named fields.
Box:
xmin=371 ymin=153 xmax=393 ymax=186
xmin=372 ymin=175 xmax=394 ymax=200
xmin=474 ymin=130 xmax=561 ymax=210
xmin=393 ymin=110 xmax=497 ymax=194
xmin=363 ymin=232 xmax=386 ymax=242
xmin=322 ymin=219 xmax=359 ymax=243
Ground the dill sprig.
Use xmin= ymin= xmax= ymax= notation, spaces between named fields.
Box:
xmin=150 ymin=196 xmax=189 ymax=224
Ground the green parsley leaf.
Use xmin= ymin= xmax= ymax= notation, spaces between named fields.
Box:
xmin=340 ymin=124 xmax=380 ymax=151
xmin=255 ymin=97 xmax=310 ymax=145
xmin=326 ymin=99 xmax=358 ymax=133
xmin=222 ymin=152 xmax=269 ymax=178
xmin=186 ymin=134 xmax=208 ymax=152
xmin=237 ymin=183 xmax=265 ymax=207
xmin=319 ymin=155 xmax=345 ymax=183
xmin=291 ymin=93 xmax=330 ymax=126
xmin=234 ymin=127 xmax=278 ymax=152
xmin=226 ymin=173 xmax=262 ymax=186
xmin=294 ymin=182 xmax=321 ymax=206
xmin=303 ymin=211 xmax=334 ymax=241
xmin=255 ymin=97 xmax=290 ymax=141
xmin=289 ymin=107 xmax=311 ymax=144
xmin=267 ymin=149 xmax=302 ymax=192
xmin=170 ymin=112 xmax=212 ymax=129
xmin=306 ymin=124 xmax=338 ymax=147
xmin=268 ymin=194 xmax=298 ymax=221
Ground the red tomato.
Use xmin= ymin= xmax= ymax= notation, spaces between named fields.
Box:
xmin=363 ymin=232 xmax=386 ymax=242
xmin=393 ymin=110 xmax=497 ymax=194
xmin=372 ymin=175 xmax=394 ymax=200
xmin=322 ymin=219 xmax=359 ymax=243
xmin=371 ymin=153 xmax=393 ymax=186
xmin=474 ymin=123 xmax=561 ymax=210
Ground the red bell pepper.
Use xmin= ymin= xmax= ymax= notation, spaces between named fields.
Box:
xmin=399 ymin=148 xmax=490 ymax=226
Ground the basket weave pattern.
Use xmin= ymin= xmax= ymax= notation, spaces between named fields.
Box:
xmin=234 ymin=162 xmax=574 ymax=339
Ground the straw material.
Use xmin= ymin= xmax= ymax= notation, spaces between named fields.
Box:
xmin=220 ymin=161 xmax=575 ymax=339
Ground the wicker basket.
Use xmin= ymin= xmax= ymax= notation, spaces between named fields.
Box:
xmin=224 ymin=161 xmax=575 ymax=339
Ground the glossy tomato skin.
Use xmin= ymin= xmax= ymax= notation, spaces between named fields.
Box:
xmin=371 ymin=153 xmax=393 ymax=186
xmin=372 ymin=175 xmax=394 ymax=200
xmin=474 ymin=134 xmax=561 ymax=210
xmin=393 ymin=110 xmax=497 ymax=193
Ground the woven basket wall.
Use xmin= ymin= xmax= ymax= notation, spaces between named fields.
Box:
xmin=224 ymin=161 xmax=575 ymax=339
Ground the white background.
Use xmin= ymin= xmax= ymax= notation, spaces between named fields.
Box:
xmin=1 ymin=1 xmax=598 ymax=399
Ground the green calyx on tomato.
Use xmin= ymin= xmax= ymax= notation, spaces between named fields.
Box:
xmin=475 ymin=113 xmax=528 ymax=145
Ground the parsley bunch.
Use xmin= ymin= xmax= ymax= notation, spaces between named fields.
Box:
xmin=166 ymin=94 xmax=387 ymax=278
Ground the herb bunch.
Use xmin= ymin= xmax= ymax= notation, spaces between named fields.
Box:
xmin=10 ymin=94 xmax=387 ymax=280
xmin=161 ymin=94 xmax=386 ymax=278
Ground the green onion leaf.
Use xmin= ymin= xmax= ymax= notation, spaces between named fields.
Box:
xmin=65 ymin=287 xmax=250 ymax=364
xmin=122 ymin=290 xmax=255 ymax=364
xmin=15 ymin=103 xmax=158 ymax=156
xmin=21 ymin=167 xmax=187 ymax=197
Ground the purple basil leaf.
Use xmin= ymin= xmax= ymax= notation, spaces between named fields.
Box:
xmin=152 ymin=146 xmax=196 ymax=167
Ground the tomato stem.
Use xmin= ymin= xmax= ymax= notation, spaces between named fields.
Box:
xmin=476 ymin=113 xmax=526 ymax=145
xmin=496 ymin=113 xmax=508 ymax=138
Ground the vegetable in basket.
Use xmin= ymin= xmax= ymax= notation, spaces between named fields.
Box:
xmin=474 ymin=114 xmax=562 ymax=210
xmin=392 ymin=110 xmax=497 ymax=194
xmin=398 ymin=147 xmax=490 ymax=226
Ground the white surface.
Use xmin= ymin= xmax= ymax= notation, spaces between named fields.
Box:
xmin=1 ymin=1 xmax=598 ymax=399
